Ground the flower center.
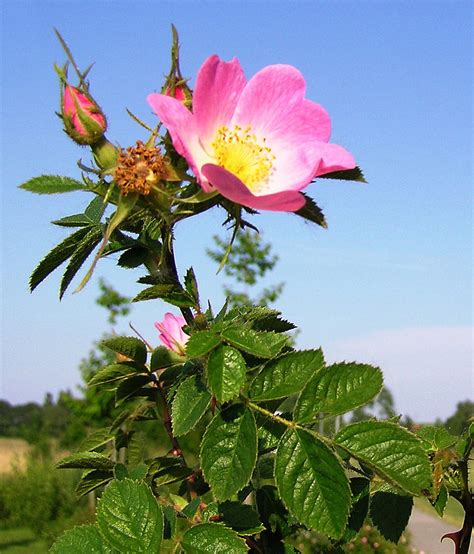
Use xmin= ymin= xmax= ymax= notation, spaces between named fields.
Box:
xmin=211 ymin=125 xmax=275 ymax=192
xmin=114 ymin=141 xmax=165 ymax=195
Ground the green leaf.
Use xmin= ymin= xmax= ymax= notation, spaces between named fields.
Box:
xmin=221 ymin=327 xmax=288 ymax=359
xmin=256 ymin=485 xmax=291 ymax=537
xmin=154 ymin=463 xmax=193 ymax=486
xmin=200 ymin=405 xmax=257 ymax=501
xmin=115 ymin=375 xmax=152 ymax=404
xmin=433 ymin=484 xmax=448 ymax=516
xmin=102 ymin=336 xmax=148 ymax=365
xmin=219 ymin=501 xmax=265 ymax=535
xmin=295 ymin=193 xmax=327 ymax=228
xmin=163 ymin=505 xmax=177 ymax=540
xmin=417 ymin=425 xmax=457 ymax=451
xmin=133 ymin=283 xmax=195 ymax=307
xmin=275 ymin=428 xmax=350 ymax=538
xmin=50 ymin=524 xmax=111 ymax=553
xmin=88 ymin=362 xmax=144 ymax=387
xmin=85 ymin=196 xmax=106 ymax=222
xmin=60 ymin=225 xmax=103 ymax=298
xmin=19 ymin=174 xmax=85 ymax=194
xmin=182 ymin=497 xmax=202 ymax=518
xmin=343 ymin=478 xmax=370 ymax=542
xmin=184 ymin=267 xmax=199 ymax=304
xmin=79 ymin=428 xmax=113 ymax=452
xmin=370 ymin=491 xmax=413 ymax=543
xmin=207 ymin=346 xmax=247 ymax=403
xmin=29 ymin=227 xmax=90 ymax=291
xmin=52 ymin=214 xmax=94 ymax=227
xmin=56 ymin=451 xmax=115 ymax=471
xmin=129 ymin=463 xmax=149 ymax=481
xmin=182 ymin=523 xmax=248 ymax=553
xmin=150 ymin=346 xmax=178 ymax=370
xmin=318 ymin=165 xmax=367 ymax=183
xmin=96 ymin=479 xmax=163 ymax=553
xmin=118 ymin=247 xmax=149 ymax=269
xmin=75 ymin=469 xmax=113 ymax=496
xmin=335 ymin=421 xmax=431 ymax=495
xmin=171 ymin=374 xmax=211 ymax=436
xmin=250 ymin=349 xmax=324 ymax=401
xmin=294 ymin=362 xmax=383 ymax=422
xmin=186 ymin=331 xmax=222 ymax=358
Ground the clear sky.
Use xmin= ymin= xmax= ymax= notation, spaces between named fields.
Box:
xmin=1 ymin=1 xmax=472 ymax=422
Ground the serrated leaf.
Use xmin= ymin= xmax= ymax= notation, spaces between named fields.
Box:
xmin=29 ymin=227 xmax=91 ymax=291
xmin=186 ymin=331 xmax=222 ymax=358
xmin=294 ymin=362 xmax=383 ymax=422
xmin=56 ymin=451 xmax=115 ymax=470
xmin=250 ymin=349 xmax=324 ymax=401
xmin=182 ymin=497 xmax=202 ymax=518
xmin=171 ymin=374 xmax=211 ymax=436
xmin=221 ymin=327 xmax=288 ymax=359
xmin=133 ymin=283 xmax=195 ymax=307
xmin=150 ymin=346 xmax=183 ymax=371
xmin=163 ymin=505 xmax=177 ymax=540
xmin=85 ymin=196 xmax=106 ymax=222
xmin=182 ymin=523 xmax=248 ymax=553
xmin=207 ymin=346 xmax=247 ymax=403
xmin=118 ymin=247 xmax=149 ymax=269
xmin=433 ymin=484 xmax=448 ymax=516
xmin=154 ymin=464 xmax=193 ymax=486
xmin=417 ymin=425 xmax=457 ymax=451
xmin=184 ymin=267 xmax=199 ymax=304
xmin=115 ymin=375 xmax=152 ymax=404
xmin=275 ymin=428 xmax=350 ymax=538
xmin=219 ymin=501 xmax=264 ymax=535
xmin=343 ymin=478 xmax=370 ymax=542
xmin=88 ymin=362 xmax=144 ymax=387
xmin=75 ymin=470 xmax=113 ymax=497
xmin=20 ymin=174 xmax=85 ymax=194
xmin=295 ymin=193 xmax=327 ymax=228
xmin=319 ymin=166 xmax=367 ymax=183
xmin=50 ymin=524 xmax=111 ymax=553
xmin=79 ymin=428 xmax=113 ymax=452
xmin=52 ymin=214 xmax=94 ymax=227
xmin=102 ymin=336 xmax=148 ymax=365
xmin=370 ymin=491 xmax=413 ymax=543
xmin=200 ymin=405 xmax=257 ymax=501
xmin=335 ymin=421 xmax=431 ymax=495
xmin=96 ymin=479 xmax=163 ymax=553
xmin=60 ymin=225 xmax=103 ymax=298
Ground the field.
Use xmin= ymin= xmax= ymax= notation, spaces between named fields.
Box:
xmin=0 ymin=528 xmax=48 ymax=554
xmin=0 ymin=438 xmax=30 ymax=474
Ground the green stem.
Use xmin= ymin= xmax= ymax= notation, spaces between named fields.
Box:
xmin=244 ymin=398 xmax=333 ymax=447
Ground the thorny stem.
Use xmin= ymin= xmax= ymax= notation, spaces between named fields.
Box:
xmin=243 ymin=398 xmax=333 ymax=448
xmin=160 ymin=226 xmax=194 ymax=325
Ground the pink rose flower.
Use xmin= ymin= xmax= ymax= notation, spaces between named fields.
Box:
xmin=155 ymin=312 xmax=189 ymax=355
xmin=62 ymin=85 xmax=107 ymax=145
xmin=148 ymin=55 xmax=355 ymax=212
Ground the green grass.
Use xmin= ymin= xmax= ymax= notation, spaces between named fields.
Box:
xmin=0 ymin=528 xmax=48 ymax=553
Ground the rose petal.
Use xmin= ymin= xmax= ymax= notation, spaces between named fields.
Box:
xmin=147 ymin=93 xmax=213 ymax=190
xmin=202 ymin=164 xmax=305 ymax=212
xmin=193 ymin=55 xmax=247 ymax=146
xmin=233 ymin=65 xmax=330 ymax=143
xmin=313 ymin=142 xmax=356 ymax=176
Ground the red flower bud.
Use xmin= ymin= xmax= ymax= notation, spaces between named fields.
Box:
xmin=61 ymin=85 xmax=107 ymax=145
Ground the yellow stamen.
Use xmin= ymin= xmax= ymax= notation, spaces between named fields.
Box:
xmin=211 ymin=125 xmax=275 ymax=192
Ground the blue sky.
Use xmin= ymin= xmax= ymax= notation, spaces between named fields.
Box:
xmin=1 ymin=1 xmax=472 ymax=421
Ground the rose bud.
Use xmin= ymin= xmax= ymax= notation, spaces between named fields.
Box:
xmin=61 ymin=84 xmax=107 ymax=145
xmin=155 ymin=312 xmax=189 ymax=356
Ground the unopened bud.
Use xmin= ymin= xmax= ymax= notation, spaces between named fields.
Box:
xmin=61 ymin=84 xmax=107 ymax=145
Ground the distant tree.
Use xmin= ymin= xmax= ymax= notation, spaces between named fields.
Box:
xmin=350 ymin=387 xmax=397 ymax=423
xmin=207 ymin=230 xmax=284 ymax=308
xmin=445 ymin=400 xmax=474 ymax=435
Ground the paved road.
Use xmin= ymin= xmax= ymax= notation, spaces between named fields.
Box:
xmin=408 ymin=508 xmax=467 ymax=554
